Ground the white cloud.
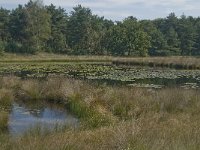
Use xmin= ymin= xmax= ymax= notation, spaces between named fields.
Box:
xmin=0 ymin=0 xmax=200 ymax=20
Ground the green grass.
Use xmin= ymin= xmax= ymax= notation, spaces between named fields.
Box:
xmin=67 ymin=94 xmax=115 ymax=128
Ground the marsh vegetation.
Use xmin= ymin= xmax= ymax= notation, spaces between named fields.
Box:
xmin=0 ymin=52 xmax=199 ymax=150
xmin=1 ymin=0 xmax=200 ymax=149
xmin=0 ymin=59 xmax=199 ymax=89
xmin=0 ymin=74 xmax=199 ymax=149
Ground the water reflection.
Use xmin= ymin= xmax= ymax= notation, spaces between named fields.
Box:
xmin=8 ymin=101 xmax=78 ymax=136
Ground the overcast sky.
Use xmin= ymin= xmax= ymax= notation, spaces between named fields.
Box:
xmin=1 ymin=0 xmax=200 ymax=20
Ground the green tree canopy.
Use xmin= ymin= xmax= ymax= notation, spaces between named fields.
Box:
xmin=0 ymin=1 xmax=200 ymax=56
xmin=67 ymin=5 xmax=93 ymax=55
xmin=24 ymin=0 xmax=51 ymax=53
xmin=46 ymin=4 xmax=69 ymax=53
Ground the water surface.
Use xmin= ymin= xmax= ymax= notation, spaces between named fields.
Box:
xmin=8 ymin=101 xmax=78 ymax=136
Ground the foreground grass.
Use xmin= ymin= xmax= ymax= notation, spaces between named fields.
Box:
xmin=0 ymin=76 xmax=200 ymax=149
xmin=0 ymin=78 xmax=14 ymax=132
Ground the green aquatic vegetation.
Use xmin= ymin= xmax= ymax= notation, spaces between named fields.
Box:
xmin=0 ymin=62 xmax=200 ymax=89
xmin=180 ymin=83 xmax=199 ymax=89
xmin=128 ymin=83 xmax=164 ymax=89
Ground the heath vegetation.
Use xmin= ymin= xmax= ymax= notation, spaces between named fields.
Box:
xmin=0 ymin=76 xmax=199 ymax=149
xmin=0 ymin=0 xmax=200 ymax=149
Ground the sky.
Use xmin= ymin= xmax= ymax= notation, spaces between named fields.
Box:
xmin=0 ymin=0 xmax=200 ymax=21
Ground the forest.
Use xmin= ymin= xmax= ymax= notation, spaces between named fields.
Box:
xmin=0 ymin=0 xmax=200 ymax=56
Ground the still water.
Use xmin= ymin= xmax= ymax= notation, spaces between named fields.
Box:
xmin=8 ymin=101 xmax=78 ymax=136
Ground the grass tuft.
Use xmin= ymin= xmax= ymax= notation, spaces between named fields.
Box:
xmin=0 ymin=76 xmax=199 ymax=149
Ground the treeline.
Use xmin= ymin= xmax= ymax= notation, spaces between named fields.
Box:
xmin=0 ymin=0 xmax=200 ymax=56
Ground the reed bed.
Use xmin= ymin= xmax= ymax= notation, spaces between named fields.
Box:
xmin=1 ymin=53 xmax=200 ymax=70
xmin=113 ymin=56 xmax=200 ymax=69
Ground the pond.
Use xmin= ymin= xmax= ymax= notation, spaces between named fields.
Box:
xmin=68 ymin=65 xmax=200 ymax=89
xmin=1 ymin=63 xmax=200 ymax=89
xmin=8 ymin=101 xmax=78 ymax=136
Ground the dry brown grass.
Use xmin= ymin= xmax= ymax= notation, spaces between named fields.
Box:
xmin=0 ymin=53 xmax=199 ymax=68
xmin=0 ymin=77 xmax=15 ymax=132
xmin=0 ymin=111 xmax=9 ymax=132
xmin=0 ymin=53 xmax=113 ymax=62
xmin=113 ymin=56 xmax=200 ymax=65
xmin=8 ymin=113 xmax=200 ymax=150
xmin=113 ymin=56 xmax=200 ymax=69
xmin=0 ymin=76 xmax=200 ymax=149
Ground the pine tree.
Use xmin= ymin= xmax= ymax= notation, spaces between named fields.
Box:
xmin=165 ymin=27 xmax=181 ymax=55
xmin=0 ymin=7 xmax=10 ymax=52
xmin=67 ymin=5 xmax=93 ymax=55
xmin=178 ymin=15 xmax=197 ymax=55
xmin=46 ymin=4 xmax=69 ymax=53
xmin=8 ymin=5 xmax=27 ymax=53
